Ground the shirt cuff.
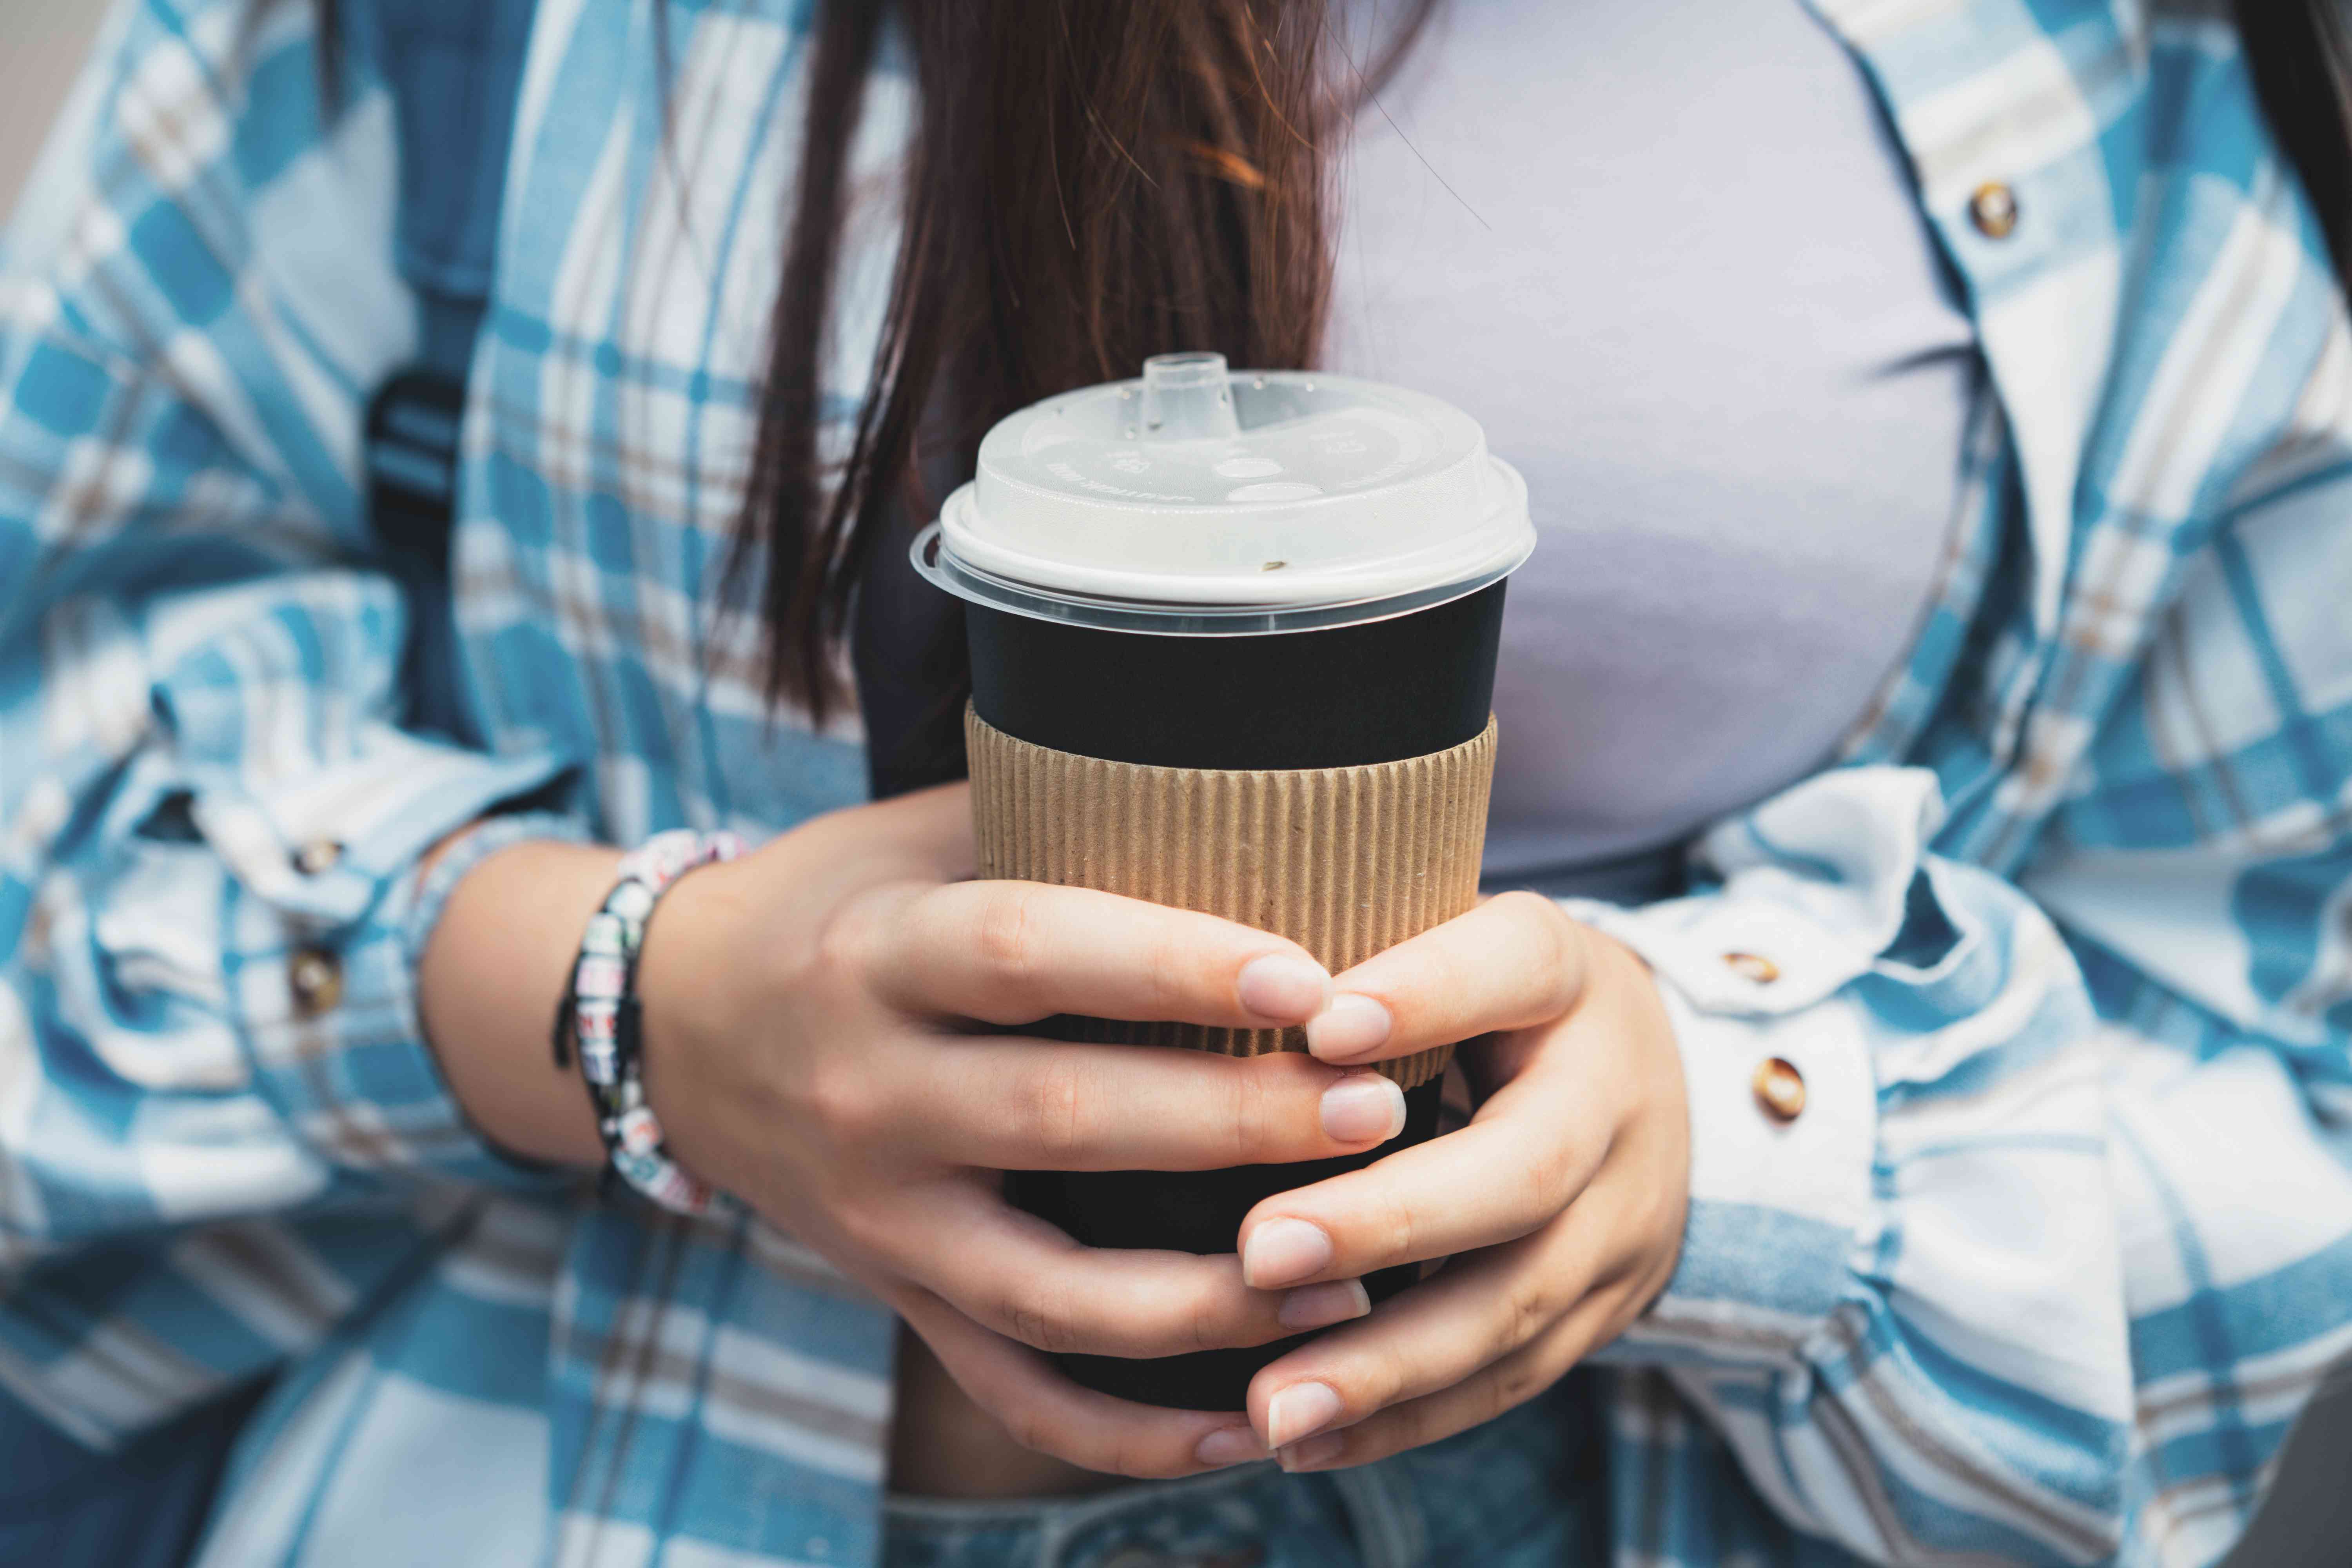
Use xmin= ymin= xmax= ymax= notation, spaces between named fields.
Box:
xmin=1567 ymin=766 xmax=1947 ymax=1368
xmin=400 ymin=809 xmax=592 ymax=970
xmin=1600 ymin=980 xmax=1877 ymax=1365
xmin=228 ymin=752 xmax=585 ymax=1193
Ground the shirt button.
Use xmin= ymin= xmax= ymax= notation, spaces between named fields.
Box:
xmin=1752 ymin=1056 xmax=1807 ymax=1123
xmin=1722 ymin=951 xmax=1780 ymax=984
xmin=289 ymin=948 xmax=344 ymax=1018
xmin=1969 ymin=181 xmax=2019 ymax=238
xmin=291 ymin=838 xmax=345 ymax=876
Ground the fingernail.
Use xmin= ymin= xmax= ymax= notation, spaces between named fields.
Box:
xmin=1278 ymin=1278 xmax=1370 ymax=1332
xmin=1265 ymin=1380 xmax=1344 ymax=1449
xmin=1242 ymin=1217 xmax=1332 ymax=1289
xmin=1280 ymin=1431 xmax=1347 ymax=1472
xmin=1319 ymin=1073 xmax=1406 ymax=1143
xmin=1194 ymin=1425 xmax=1267 ymax=1468
xmin=1238 ymin=954 xmax=1330 ymax=1022
xmin=1306 ymin=993 xmax=1391 ymax=1061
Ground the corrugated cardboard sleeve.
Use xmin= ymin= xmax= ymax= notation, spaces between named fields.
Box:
xmin=966 ymin=707 xmax=1498 ymax=1089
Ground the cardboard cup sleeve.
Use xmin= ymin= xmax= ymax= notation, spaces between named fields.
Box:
xmin=966 ymin=707 xmax=1499 ymax=1088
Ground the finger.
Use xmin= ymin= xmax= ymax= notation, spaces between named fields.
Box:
xmin=1244 ymin=1182 xmax=1644 ymax=1454
xmin=911 ymin=1040 xmax=1412 ymax=1171
xmin=1267 ymin=1286 xmax=1629 ymax=1473
xmin=893 ymin=1287 xmax=1272 ymax=1479
xmin=864 ymin=880 xmax=1331 ymax=1029
xmin=1232 ymin=1046 xmax=1613 ymax=1289
xmin=883 ymin=1178 xmax=1374 ymax=1361
xmin=1303 ymin=891 xmax=1588 ymax=1065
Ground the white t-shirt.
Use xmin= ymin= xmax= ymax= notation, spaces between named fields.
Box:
xmin=1326 ymin=0 xmax=1977 ymax=890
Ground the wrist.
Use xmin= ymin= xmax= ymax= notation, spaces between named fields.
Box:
xmin=418 ymin=836 xmax=621 ymax=1169
xmin=553 ymin=830 xmax=749 ymax=1214
xmin=630 ymin=853 xmax=756 ymax=1190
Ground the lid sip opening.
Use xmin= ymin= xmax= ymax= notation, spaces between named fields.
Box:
xmin=914 ymin=352 xmax=1534 ymax=636
xmin=1136 ymin=351 xmax=1244 ymax=441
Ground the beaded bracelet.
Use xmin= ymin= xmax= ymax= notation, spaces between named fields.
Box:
xmin=554 ymin=828 xmax=744 ymax=1216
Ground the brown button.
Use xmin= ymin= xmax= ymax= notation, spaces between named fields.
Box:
xmin=1969 ymin=181 xmax=2019 ymax=239
xmin=289 ymin=948 xmax=343 ymax=1018
xmin=1723 ymin=951 xmax=1780 ymax=984
xmin=1753 ymin=1056 xmax=1807 ymax=1123
xmin=291 ymin=838 xmax=345 ymax=876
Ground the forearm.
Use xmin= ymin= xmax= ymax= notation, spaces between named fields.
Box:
xmin=417 ymin=836 xmax=623 ymax=1169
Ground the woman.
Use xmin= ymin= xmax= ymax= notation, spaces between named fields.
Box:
xmin=2 ymin=0 xmax=2348 ymax=1563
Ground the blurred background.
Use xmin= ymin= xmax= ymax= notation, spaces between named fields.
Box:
xmin=0 ymin=0 xmax=105 ymax=217
xmin=0 ymin=0 xmax=2348 ymax=1563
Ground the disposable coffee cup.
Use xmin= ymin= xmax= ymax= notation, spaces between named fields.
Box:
xmin=913 ymin=352 xmax=1534 ymax=1410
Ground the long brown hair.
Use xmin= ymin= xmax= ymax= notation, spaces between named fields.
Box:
xmin=2236 ymin=0 xmax=2352 ymax=285
xmin=740 ymin=0 xmax=1434 ymax=722
xmin=742 ymin=0 xmax=2352 ymax=724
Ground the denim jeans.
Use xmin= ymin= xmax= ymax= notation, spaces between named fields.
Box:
xmin=880 ymin=1374 xmax=1604 ymax=1568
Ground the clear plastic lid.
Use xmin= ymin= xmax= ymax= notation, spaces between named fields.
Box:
xmin=914 ymin=352 xmax=1533 ymax=635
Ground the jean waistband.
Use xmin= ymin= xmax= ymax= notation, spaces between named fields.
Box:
xmin=877 ymin=1376 xmax=1603 ymax=1568
xmin=882 ymin=1457 xmax=1418 ymax=1568
xmin=883 ymin=1456 xmax=1265 ymax=1523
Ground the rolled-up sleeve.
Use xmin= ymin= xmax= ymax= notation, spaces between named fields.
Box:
xmin=1578 ymin=710 xmax=2350 ymax=1560
xmin=1574 ymin=769 xmax=2136 ymax=1563
xmin=0 ymin=0 xmax=576 ymax=1448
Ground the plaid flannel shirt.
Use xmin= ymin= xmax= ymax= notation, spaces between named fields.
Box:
xmin=2 ymin=0 xmax=2348 ymax=1564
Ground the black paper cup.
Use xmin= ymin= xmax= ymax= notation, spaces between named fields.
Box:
xmin=967 ymin=581 xmax=1506 ymax=1410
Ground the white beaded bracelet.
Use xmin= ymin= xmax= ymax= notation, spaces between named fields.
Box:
xmin=555 ymin=828 xmax=744 ymax=1216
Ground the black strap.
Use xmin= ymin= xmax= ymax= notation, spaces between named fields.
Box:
xmin=366 ymin=367 xmax=466 ymax=577
xmin=357 ymin=0 xmax=535 ymax=738
xmin=365 ymin=367 xmax=472 ymax=739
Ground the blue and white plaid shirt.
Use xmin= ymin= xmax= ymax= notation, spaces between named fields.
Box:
xmin=4 ymin=1 xmax=2350 ymax=1564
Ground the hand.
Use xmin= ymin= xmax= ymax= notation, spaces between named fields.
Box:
xmin=630 ymin=784 xmax=1419 ymax=1477
xmin=1227 ymin=892 xmax=1691 ymax=1470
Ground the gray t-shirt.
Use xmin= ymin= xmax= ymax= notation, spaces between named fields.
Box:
xmin=1326 ymin=0 xmax=1977 ymax=892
